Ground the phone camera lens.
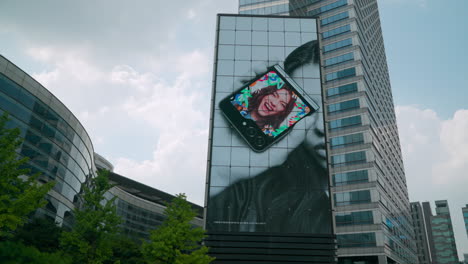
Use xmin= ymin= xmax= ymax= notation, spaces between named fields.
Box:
xmin=255 ymin=136 xmax=266 ymax=146
xmin=246 ymin=127 xmax=257 ymax=137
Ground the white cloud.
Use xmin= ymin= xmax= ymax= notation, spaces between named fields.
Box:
xmin=434 ymin=109 xmax=468 ymax=184
xmin=110 ymin=53 xmax=211 ymax=204
xmin=396 ymin=106 xmax=468 ymax=257
xmin=396 ymin=106 xmax=468 ymax=188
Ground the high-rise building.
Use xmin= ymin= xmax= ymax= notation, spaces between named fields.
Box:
xmin=419 ymin=201 xmax=459 ymax=264
xmin=463 ymin=205 xmax=468 ymax=238
xmin=238 ymin=1 xmax=417 ymax=263
xmin=411 ymin=202 xmax=432 ymax=264
xmin=431 ymin=200 xmax=459 ymax=263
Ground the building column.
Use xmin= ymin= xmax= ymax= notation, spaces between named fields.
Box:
xmin=378 ymin=255 xmax=388 ymax=264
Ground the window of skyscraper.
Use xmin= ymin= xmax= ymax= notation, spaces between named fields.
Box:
xmin=337 ymin=233 xmax=376 ymax=248
xmin=324 ymin=52 xmax=354 ymax=67
xmin=321 ymin=11 xmax=349 ymax=26
xmin=331 ymin=151 xmax=366 ymax=167
xmin=328 ymin=98 xmax=360 ymax=113
xmin=334 ymin=190 xmax=371 ymax=206
xmin=323 ymin=38 xmax=352 ymax=53
xmin=330 ymin=133 xmax=364 ymax=148
xmin=322 ymin=24 xmax=351 ymax=39
xmin=325 ymin=67 xmax=356 ymax=82
xmin=308 ymin=0 xmax=348 ymax=17
xmin=336 ymin=210 xmax=373 ymax=226
xmin=333 ymin=169 xmax=369 ymax=185
xmin=329 ymin=115 xmax=361 ymax=130
xmin=327 ymin=82 xmax=358 ymax=97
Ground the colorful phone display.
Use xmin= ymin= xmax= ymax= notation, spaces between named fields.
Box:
xmin=219 ymin=65 xmax=318 ymax=152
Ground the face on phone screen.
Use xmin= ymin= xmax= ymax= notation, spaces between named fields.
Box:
xmin=220 ymin=65 xmax=317 ymax=152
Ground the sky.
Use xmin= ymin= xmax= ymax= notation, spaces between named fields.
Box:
xmin=0 ymin=0 xmax=467 ymax=259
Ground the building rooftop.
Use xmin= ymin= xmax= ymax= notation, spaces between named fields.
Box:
xmin=108 ymin=172 xmax=203 ymax=217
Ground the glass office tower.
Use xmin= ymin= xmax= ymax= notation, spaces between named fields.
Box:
xmin=239 ymin=1 xmax=417 ymax=263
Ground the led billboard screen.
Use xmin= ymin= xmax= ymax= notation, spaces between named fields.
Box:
xmin=206 ymin=15 xmax=331 ymax=235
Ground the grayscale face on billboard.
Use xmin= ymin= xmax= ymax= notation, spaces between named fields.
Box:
xmin=205 ymin=15 xmax=331 ymax=234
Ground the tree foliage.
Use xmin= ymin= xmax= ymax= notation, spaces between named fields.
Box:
xmin=0 ymin=241 xmax=72 ymax=264
xmin=142 ymin=193 xmax=214 ymax=264
xmin=14 ymin=217 xmax=63 ymax=253
xmin=0 ymin=113 xmax=54 ymax=238
xmin=104 ymin=235 xmax=145 ymax=264
xmin=60 ymin=169 xmax=121 ymax=264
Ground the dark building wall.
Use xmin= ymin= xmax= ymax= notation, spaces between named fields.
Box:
xmin=411 ymin=202 xmax=432 ymax=264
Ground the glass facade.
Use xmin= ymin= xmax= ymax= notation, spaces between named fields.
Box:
xmin=0 ymin=56 xmax=95 ymax=227
xmin=205 ymin=14 xmax=336 ymax=262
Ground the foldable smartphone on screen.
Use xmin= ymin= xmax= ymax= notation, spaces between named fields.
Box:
xmin=219 ymin=65 xmax=319 ymax=152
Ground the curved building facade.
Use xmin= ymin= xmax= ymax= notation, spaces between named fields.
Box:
xmin=105 ymin=172 xmax=203 ymax=241
xmin=0 ymin=55 xmax=96 ymax=228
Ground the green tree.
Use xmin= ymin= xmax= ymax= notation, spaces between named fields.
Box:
xmin=0 ymin=113 xmax=54 ymax=238
xmin=0 ymin=240 xmax=72 ymax=264
xmin=14 ymin=217 xmax=63 ymax=253
xmin=142 ymin=193 xmax=214 ymax=264
xmin=60 ymin=169 xmax=121 ymax=264
xmin=104 ymin=235 xmax=145 ymax=264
